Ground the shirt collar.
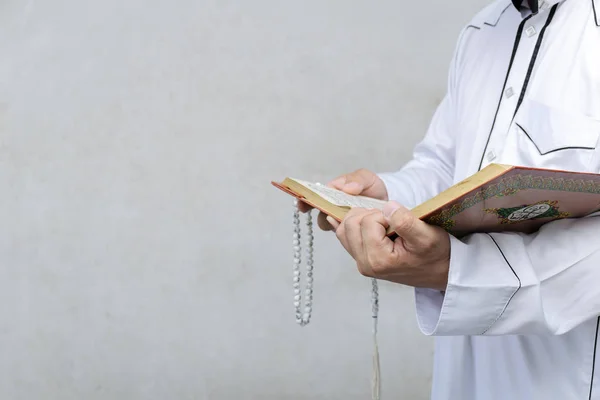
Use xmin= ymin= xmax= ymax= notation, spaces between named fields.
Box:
xmin=511 ymin=0 xmax=565 ymax=15
xmin=476 ymin=0 xmax=598 ymax=27
xmin=512 ymin=0 xmax=598 ymax=26
xmin=512 ymin=0 xmax=540 ymax=14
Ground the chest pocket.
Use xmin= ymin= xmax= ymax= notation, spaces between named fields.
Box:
xmin=509 ymin=99 xmax=600 ymax=173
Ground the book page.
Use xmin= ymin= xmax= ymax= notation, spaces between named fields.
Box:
xmin=289 ymin=179 xmax=387 ymax=209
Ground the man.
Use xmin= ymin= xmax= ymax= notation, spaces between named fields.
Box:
xmin=300 ymin=0 xmax=600 ymax=398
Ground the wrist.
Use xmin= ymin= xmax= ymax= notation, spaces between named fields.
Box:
xmin=429 ymin=235 xmax=451 ymax=291
xmin=429 ymin=259 xmax=450 ymax=291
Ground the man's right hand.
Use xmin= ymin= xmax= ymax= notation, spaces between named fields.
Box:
xmin=298 ymin=169 xmax=388 ymax=231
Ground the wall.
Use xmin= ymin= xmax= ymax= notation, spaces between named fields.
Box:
xmin=0 ymin=1 xmax=486 ymax=399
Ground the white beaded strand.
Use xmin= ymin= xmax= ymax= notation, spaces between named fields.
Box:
xmin=371 ymin=278 xmax=381 ymax=400
xmin=293 ymin=199 xmax=314 ymax=326
xmin=372 ymin=278 xmax=379 ymax=333
xmin=291 ymin=199 xmax=382 ymax=399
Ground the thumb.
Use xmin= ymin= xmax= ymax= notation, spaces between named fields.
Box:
xmin=328 ymin=175 xmax=364 ymax=195
xmin=383 ymin=201 xmax=429 ymax=248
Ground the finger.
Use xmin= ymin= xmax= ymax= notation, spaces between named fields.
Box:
xmin=383 ymin=201 xmax=434 ymax=252
xmin=334 ymin=214 xmax=350 ymax=253
xmin=335 ymin=208 xmax=368 ymax=256
xmin=327 ymin=172 xmax=366 ymax=195
xmin=328 ymin=179 xmax=364 ymax=196
xmin=297 ymin=200 xmax=313 ymax=213
xmin=343 ymin=208 xmax=379 ymax=267
xmin=328 ymin=175 xmax=350 ymax=190
xmin=339 ymin=181 xmax=364 ymax=195
xmin=317 ymin=212 xmax=334 ymax=231
xmin=360 ymin=211 xmax=399 ymax=277
xmin=361 ymin=212 xmax=394 ymax=257
xmin=316 ymin=212 xmax=340 ymax=232
xmin=342 ymin=214 xmax=363 ymax=259
xmin=326 ymin=169 xmax=389 ymax=200
xmin=326 ymin=216 xmax=340 ymax=231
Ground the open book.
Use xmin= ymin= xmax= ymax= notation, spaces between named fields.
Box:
xmin=272 ymin=164 xmax=600 ymax=238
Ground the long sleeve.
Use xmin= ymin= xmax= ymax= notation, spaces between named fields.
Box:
xmin=376 ymin=24 xmax=600 ymax=337
xmin=416 ymin=214 xmax=600 ymax=335
xmin=378 ymin=94 xmax=456 ymax=209
xmin=377 ymin=29 xmax=466 ymax=209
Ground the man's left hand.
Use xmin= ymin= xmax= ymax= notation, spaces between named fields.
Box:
xmin=328 ymin=201 xmax=451 ymax=291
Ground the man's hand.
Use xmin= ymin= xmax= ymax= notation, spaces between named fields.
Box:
xmin=333 ymin=201 xmax=451 ymax=291
xmin=298 ymin=169 xmax=388 ymax=231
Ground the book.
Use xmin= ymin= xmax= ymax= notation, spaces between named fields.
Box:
xmin=272 ymin=164 xmax=600 ymax=238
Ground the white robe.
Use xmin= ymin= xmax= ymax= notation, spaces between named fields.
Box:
xmin=378 ymin=0 xmax=600 ymax=398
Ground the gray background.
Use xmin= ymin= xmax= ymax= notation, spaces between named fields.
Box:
xmin=0 ymin=0 xmax=485 ymax=399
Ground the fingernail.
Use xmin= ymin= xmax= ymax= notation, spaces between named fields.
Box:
xmin=326 ymin=216 xmax=340 ymax=229
xmin=343 ymin=181 xmax=362 ymax=194
xmin=383 ymin=201 xmax=401 ymax=220
xmin=328 ymin=177 xmax=345 ymax=188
